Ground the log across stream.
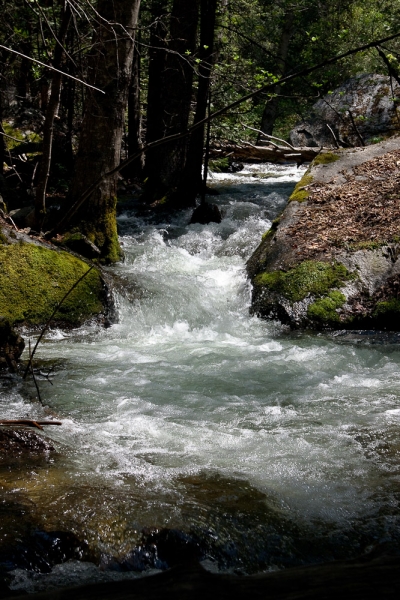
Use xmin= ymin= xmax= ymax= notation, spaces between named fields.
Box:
xmin=1 ymin=163 xmax=400 ymax=595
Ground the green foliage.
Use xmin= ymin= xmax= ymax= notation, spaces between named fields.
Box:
xmin=209 ymin=157 xmax=230 ymax=172
xmin=255 ymin=261 xmax=353 ymax=302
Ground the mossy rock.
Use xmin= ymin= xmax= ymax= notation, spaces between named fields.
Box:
xmin=254 ymin=261 xmax=353 ymax=303
xmin=312 ymin=152 xmax=340 ymax=166
xmin=307 ymin=291 xmax=346 ymax=324
xmin=289 ymin=172 xmax=313 ymax=202
xmin=0 ymin=243 xmax=106 ymax=326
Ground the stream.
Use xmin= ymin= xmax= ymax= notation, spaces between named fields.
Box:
xmin=1 ymin=163 xmax=400 ymax=593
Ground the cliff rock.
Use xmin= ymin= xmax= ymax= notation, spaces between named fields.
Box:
xmin=289 ymin=74 xmax=400 ymax=148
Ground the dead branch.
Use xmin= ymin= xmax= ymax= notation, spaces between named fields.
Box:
xmin=241 ymin=123 xmax=296 ymax=150
xmin=209 ymin=142 xmax=319 ymax=164
xmin=0 ymin=420 xmax=62 ymax=430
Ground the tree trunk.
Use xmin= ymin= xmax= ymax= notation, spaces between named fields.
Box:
xmin=69 ymin=0 xmax=141 ymax=263
xmin=145 ymin=0 xmax=169 ymax=147
xmin=258 ymin=9 xmax=294 ymax=139
xmin=173 ymin=0 xmax=218 ymax=208
xmin=144 ymin=0 xmax=200 ymax=202
xmin=123 ymin=34 xmax=143 ymax=181
xmin=34 ymin=3 xmax=72 ymax=230
xmin=0 ymin=90 xmax=5 ymax=179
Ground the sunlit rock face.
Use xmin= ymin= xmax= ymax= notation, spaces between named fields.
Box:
xmin=290 ymin=74 xmax=400 ymax=148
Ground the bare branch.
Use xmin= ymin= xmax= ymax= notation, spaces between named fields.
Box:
xmin=23 ymin=265 xmax=95 ymax=380
xmin=241 ymin=123 xmax=296 ymax=150
xmin=0 ymin=44 xmax=105 ymax=94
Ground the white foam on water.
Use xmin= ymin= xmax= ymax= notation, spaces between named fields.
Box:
xmin=2 ymin=162 xmax=400 ymax=582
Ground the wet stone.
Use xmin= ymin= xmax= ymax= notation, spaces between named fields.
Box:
xmin=0 ymin=428 xmax=55 ymax=457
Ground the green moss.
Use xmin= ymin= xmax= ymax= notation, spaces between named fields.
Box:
xmin=81 ymin=196 xmax=122 ymax=264
xmin=289 ymin=172 xmax=313 ymax=202
xmin=262 ymin=216 xmax=281 ymax=240
xmin=348 ymin=240 xmax=385 ymax=251
xmin=312 ymin=152 xmax=340 ymax=166
xmin=373 ymin=299 xmax=400 ymax=317
xmin=0 ymin=243 xmax=105 ymax=326
xmin=0 ymin=232 xmax=8 ymax=245
xmin=254 ymin=261 xmax=353 ymax=302
xmin=307 ymin=291 xmax=346 ymax=322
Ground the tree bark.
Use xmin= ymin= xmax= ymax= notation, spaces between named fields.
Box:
xmin=146 ymin=0 xmax=169 ymax=147
xmin=124 ymin=33 xmax=143 ymax=181
xmin=173 ymin=0 xmax=218 ymax=208
xmin=35 ymin=3 xmax=72 ymax=230
xmin=144 ymin=0 xmax=200 ymax=202
xmin=258 ymin=9 xmax=294 ymax=139
xmin=69 ymin=0 xmax=141 ymax=263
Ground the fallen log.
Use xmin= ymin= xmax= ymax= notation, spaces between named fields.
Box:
xmin=209 ymin=141 xmax=321 ymax=164
xmin=0 ymin=419 xmax=62 ymax=430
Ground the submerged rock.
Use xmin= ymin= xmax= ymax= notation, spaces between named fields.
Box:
xmin=247 ymin=137 xmax=400 ymax=330
xmin=290 ymin=74 xmax=400 ymax=148
xmin=190 ymin=203 xmax=222 ymax=225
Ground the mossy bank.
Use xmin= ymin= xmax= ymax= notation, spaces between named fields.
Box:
xmin=247 ymin=139 xmax=400 ymax=330
xmin=0 ymin=240 xmax=109 ymax=328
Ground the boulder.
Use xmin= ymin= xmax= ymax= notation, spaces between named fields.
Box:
xmin=289 ymin=74 xmax=400 ymax=148
xmin=0 ymin=236 xmax=110 ymax=328
xmin=247 ymin=137 xmax=400 ymax=330
xmin=0 ymin=427 xmax=54 ymax=455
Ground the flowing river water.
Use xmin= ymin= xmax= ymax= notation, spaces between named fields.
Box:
xmin=1 ymin=164 xmax=400 ymax=592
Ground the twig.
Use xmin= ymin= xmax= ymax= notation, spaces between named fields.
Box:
xmin=0 ymin=130 xmax=26 ymax=144
xmin=241 ymin=123 xmax=296 ymax=150
xmin=0 ymin=419 xmax=62 ymax=429
xmin=23 ymin=265 xmax=95 ymax=380
xmin=29 ymin=340 xmax=43 ymax=405
xmin=326 ymin=124 xmax=340 ymax=148
xmin=0 ymin=209 xmax=19 ymax=231
xmin=0 ymin=44 xmax=105 ymax=94
xmin=347 ymin=109 xmax=365 ymax=146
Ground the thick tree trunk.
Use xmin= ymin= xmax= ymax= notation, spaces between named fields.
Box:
xmin=258 ymin=9 xmax=294 ymax=140
xmin=68 ymin=0 xmax=141 ymax=263
xmin=173 ymin=0 xmax=218 ymax=208
xmin=34 ymin=4 xmax=72 ymax=230
xmin=144 ymin=0 xmax=200 ymax=202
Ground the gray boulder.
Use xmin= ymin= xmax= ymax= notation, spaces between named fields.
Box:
xmin=290 ymin=74 xmax=400 ymax=148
